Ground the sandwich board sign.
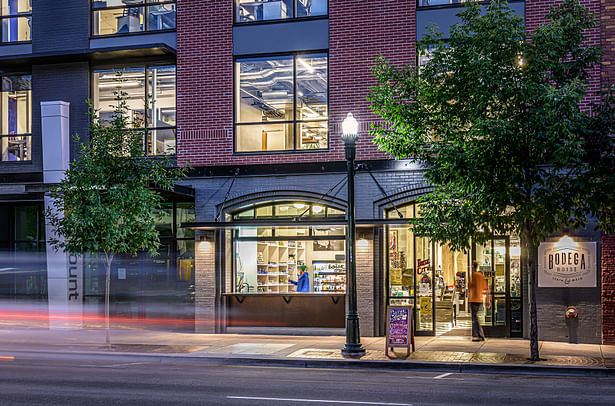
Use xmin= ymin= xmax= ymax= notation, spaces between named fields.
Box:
xmin=386 ymin=306 xmax=414 ymax=358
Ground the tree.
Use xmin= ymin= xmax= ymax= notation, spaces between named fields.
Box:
xmin=47 ymin=86 xmax=188 ymax=346
xmin=368 ymin=0 xmax=615 ymax=361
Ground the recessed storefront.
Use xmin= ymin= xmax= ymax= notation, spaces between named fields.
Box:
xmin=385 ymin=202 xmax=522 ymax=337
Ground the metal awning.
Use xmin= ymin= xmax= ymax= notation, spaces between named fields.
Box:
xmin=182 ymin=218 xmax=411 ymax=229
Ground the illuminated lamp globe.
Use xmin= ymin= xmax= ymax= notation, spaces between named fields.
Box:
xmin=341 ymin=113 xmax=359 ymax=141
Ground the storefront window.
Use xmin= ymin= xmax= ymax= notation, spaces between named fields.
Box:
xmin=83 ymin=201 xmax=195 ymax=328
xmin=92 ymin=1 xmax=176 ymax=36
xmin=387 ymin=202 xmax=470 ymax=334
xmin=235 ymin=54 xmax=328 ymax=152
xmin=92 ymin=65 xmax=176 ymax=155
xmin=231 ymin=201 xmax=346 ymax=294
xmin=0 ymin=204 xmax=47 ymax=300
xmin=1 ymin=0 xmax=31 ymax=43
xmin=235 ymin=0 xmax=327 ymax=23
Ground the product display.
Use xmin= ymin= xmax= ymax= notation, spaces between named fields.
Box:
xmin=313 ymin=261 xmax=346 ymax=293
xmin=255 ymin=241 xmax=305 ymax=293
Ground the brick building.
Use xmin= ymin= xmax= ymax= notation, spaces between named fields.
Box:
xmin=0 ymin=0 xmax=613 ymax=344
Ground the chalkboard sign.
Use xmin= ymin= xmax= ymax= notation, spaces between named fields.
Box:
xmin=385 ymin=306 xmax=414 ymax=358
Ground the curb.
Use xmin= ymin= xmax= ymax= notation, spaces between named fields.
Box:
xmin=4 ymin=347 xmax=614 ymax=377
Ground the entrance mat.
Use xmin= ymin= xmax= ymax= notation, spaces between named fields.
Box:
xmin=110 ymin=344 xmax=208 ymax=353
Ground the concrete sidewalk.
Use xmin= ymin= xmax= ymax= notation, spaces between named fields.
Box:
xmin=1 ymin=325 xmax=614 ymax=376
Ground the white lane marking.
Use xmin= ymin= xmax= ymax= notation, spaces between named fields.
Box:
xmin=79 ymin=362 xmax=150 ymax=368
xmin=227 ymin=396 xmax=413 ymax=405
xmin=433 ymin=372 xmax=463 ymax=380
xmin=434 ymin=372 xmax=453 ymax=379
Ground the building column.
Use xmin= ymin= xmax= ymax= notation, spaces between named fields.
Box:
xmin=356 ymin=228 xmax=375 ymax=336
xmin=195 ymin=230 xmax=216 ymax=333
xmin=602 ymin=233 xmax=615 ymax=344
xmin=41 ymin=101 xmax=83 ymax=328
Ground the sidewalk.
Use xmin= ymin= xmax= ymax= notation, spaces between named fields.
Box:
xmin=1 ymin=325 xmax=614 ymax=376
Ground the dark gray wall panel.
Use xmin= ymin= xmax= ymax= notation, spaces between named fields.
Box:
xmin=417 ymin=1 xmax=525 ymax=40
xmin=233 ymin=19 xmax=328 ymax=55
xmin=32 ymin=0 xmax=89 ymax=53
xmin=32 ymin=62 xmax=90 ymax=161
xmin=0 ymin=43 xmax=32 ymax=57
xmin=90 ymin=32 xmax=177 ymax=51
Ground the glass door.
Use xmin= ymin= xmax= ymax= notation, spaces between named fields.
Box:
xmin=473 ymin=237 xmax=510 ymax=336
xmin=415 ymin=236 xmax=434 ymax=335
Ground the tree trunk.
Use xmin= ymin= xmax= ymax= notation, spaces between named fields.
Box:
xmin=104 ymin=254 xmax=113 ymax=347
xmin=521 ymin=226 xmax=540 ymax=361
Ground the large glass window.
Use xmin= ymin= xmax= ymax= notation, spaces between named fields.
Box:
xmin=92 ymin=65 xmax=176 ymax=155
xmin=1 ymin=0 xmax=31 ymax=43
xmin=229 ymin=201 xmax=345 ymax=294
xmin=92 ymin=0 xmax=176 ymax=36
xmin=235 ymin=54 xmax=328 ymax=152
xmin=236 ymin=0 xmax=327 ymax=23
xmin=0 ymin=74 xmax=31 ymax=162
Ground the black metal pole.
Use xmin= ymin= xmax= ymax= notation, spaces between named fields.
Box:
xmin=342 ymin=134 xmax=365 ymax=357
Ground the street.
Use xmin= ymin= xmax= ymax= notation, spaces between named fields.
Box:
xmin=0 ymin=352 xmax=613 ymax=405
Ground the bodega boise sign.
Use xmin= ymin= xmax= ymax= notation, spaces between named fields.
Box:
xmin=538 ymin=236 xmax=596 ymax=287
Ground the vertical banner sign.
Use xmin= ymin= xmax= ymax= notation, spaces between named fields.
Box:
xmin=67 ymin=253 xmax=82 ymax=304
xmin=386 ymin=306 xmax=414 ymax=358
xmin=538 ymin=238 xmax=596 ymax=287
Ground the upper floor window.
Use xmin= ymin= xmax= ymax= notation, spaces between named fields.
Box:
xmin=418 ymin=0 xmax=468 ymax=7
xmin=91 ymin=0 xmax=176 ymax=36
xmin=0 ymin=74 xmax=31 ymax=162
xmin=1 ymin=0 xmax=31 ymax=43
xmin=236 ymin=0 xmax=327 ymax=23
xmin=92 ymin=65 xmax=176 ymax=155
xmin=235 ymin=53 xmax=328 ymax=153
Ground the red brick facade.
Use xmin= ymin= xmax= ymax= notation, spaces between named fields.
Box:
xmin=602 ymin=233 xmax=615 ymax=344
xmin=526 ymin=0 xmax=601 ymax=111
xmin=328 ymin=0 xmax=415 ymax=161
xmin=176 ymin=1 xmax=413 ymax=167
xmin=601 ymin=0 xmax=615 ymax=345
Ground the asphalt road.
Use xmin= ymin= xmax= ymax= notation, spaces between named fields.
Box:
xmin=0 ymin=352 xmax=613 ymax=405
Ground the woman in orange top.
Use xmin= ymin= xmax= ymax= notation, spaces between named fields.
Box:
xmin=469 ymin=261 xmax=489 ymax=341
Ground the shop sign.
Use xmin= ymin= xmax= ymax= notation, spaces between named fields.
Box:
xmin=420 ymin=297 xmax=432 ymax=315
xmin=386 ymin=306 xmax=414 ymax=357
xmin=538 ymin=237 xmax=596 ymax=287
xmin=390 ymin=268 xmax=402 ymax=285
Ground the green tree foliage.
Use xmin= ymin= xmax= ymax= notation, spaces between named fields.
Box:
xmin=369 ymin=0 xmax=615 ymax=360
xmin=47 ymin=86 xmax=188 ymax=345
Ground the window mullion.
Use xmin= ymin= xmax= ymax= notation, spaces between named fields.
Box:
xmin=293 ymin=55 xmax=297 ymax=151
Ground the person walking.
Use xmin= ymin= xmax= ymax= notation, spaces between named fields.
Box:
xmin=289 ymin=264 xmax=310 ymax=292
xmin=469 ymin=261 xmax=489 ymax=341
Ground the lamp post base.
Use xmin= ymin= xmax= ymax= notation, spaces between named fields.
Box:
xmin=341 ymin=345 xmax=366 ymax=357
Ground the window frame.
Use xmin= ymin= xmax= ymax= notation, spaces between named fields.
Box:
xmin=0 ymin=0 xmax=32 ymax=44
xmin=233 ymin=51 xmax=329 ymax=155
xmin=234 ymin=0 xmax=328 ymax=25
xmin=90 ymin=0 xmax=176 ymax=38
xmin=416 ymin=0 xmax=524 ymax=10
xmin=91 ymin=63 xmax=176 ymax=156
xmin=0 ymin=72 xmax=32 ymax=163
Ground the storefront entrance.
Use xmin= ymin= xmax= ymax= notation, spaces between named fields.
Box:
xmin=386 ymin=202 xmax=522 ymax=337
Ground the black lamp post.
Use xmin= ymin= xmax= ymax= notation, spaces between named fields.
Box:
xmin=341 ymin=113 xmax=366 ymax=357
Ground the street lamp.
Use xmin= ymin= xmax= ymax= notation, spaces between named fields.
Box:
xmin=341 ymin=113 xmax=366 ymax=357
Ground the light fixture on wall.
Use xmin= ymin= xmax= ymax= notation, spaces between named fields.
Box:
xmin=199 ymin=235 xmax=211 ymax=252
xmin=555 ymin=235 xmax=577 ymax=251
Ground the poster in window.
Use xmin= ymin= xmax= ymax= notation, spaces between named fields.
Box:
xmin=313 ymin=240 xmax=345 ymax=252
